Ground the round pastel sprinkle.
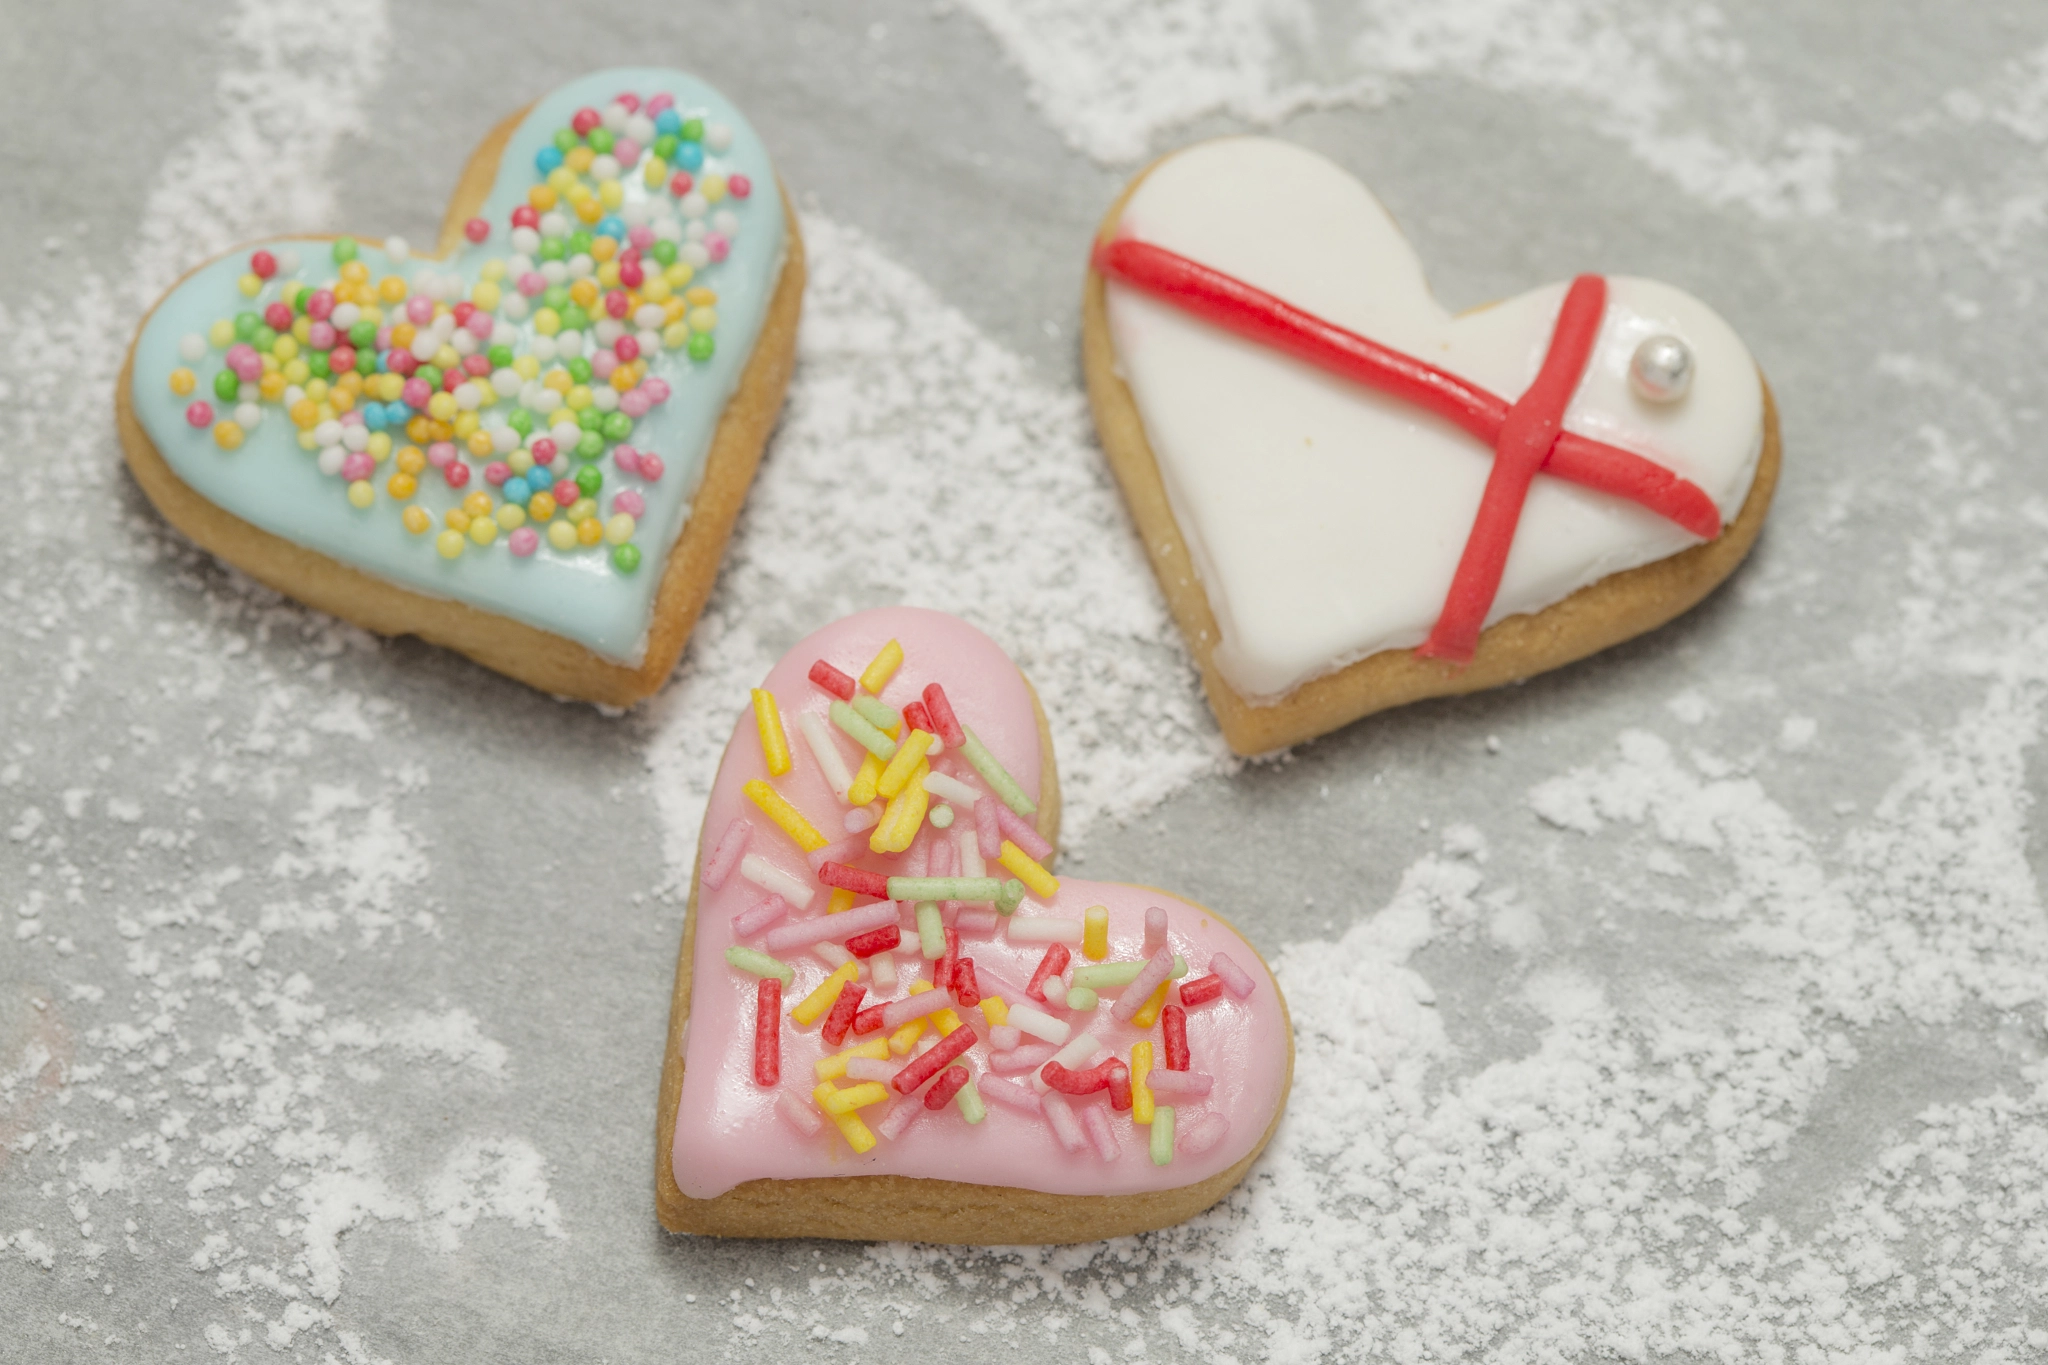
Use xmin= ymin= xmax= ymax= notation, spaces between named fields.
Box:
xmin=463 ymin=217 xmax=490 ymax=244
xmin=185 ymin=401 xmax=213 ymax=428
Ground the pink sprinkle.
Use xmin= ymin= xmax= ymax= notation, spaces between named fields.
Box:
xmin=224 ymin=345 xmax=261 ymax=382
xmin=614 ymin=335 xmax=640 ymax=363
xmin=1209 ymin=952 xmax=1256 ymax=1000
xmin=638 ymin=454 xmax=665 ymax=481
xmin=729 ymin=174 xmax=752 ymax=199
xmin=553 ymin=478 xmax=581 ymax=506
xmin=776 ymin=1091 xmax=822 ymax=1138
xmin=444 ymin=462 xmax=470 ymax=489
xmin=306 ymin=290 xmax=334 ymax=321
xmin=702 ymin=817 xmax=752 ymax=890
xmin=705 ymin=233 xmax=729 ymax=263
xmin=874 ymin=1099 xmax=923 ymax=1143
xmin=461 ymin=354 xmax=491 ymax=378
xmin=615 ymin=92 xmax=641 ymax=113
xmin=340 ymin=452 xmax=374 ymax=482
xmin=731 ymin=893 xmax=789 ymax=939
xmin=989 ymin=1025 xmax=1022 ymax=1051
xmin=511 ymin=205 xmax=539 ymax=229
xmin=669 ymin=172 xmax=694 ymax=197
xmin=1041 ymin=1093 xmax=1087 ymax=1153
xmin=646 ymin=93 xmax=674 ymax=116
xmin=641 ymin=377 xmax=671 ymax=403
xmin=185 ymin=401 xmax=213 ymax=428
xmin=483 ymin=461 xmax=510 ymax=486
xmin=613 ymin=445 xmax=640 ymax=474
xmin=453 ymin=302 xmax=476 ymax=326
xmin=405 ymin=295 xmax=434 ymax=325
xmin=611 ymin=489 xmax=645 ymax=518
xmin=977 ymin=1075 xmax=1041 ymax=1115
xmin=988 ymin=1044 xmax=1057 ymax=1075
xmin=401 ymin=377 xmax=431 ymax=408
xmin=605 ymin=290 xmax=630 ymax=319
xmin=764 ymin=900 xmax=898 ymax=954
xmin=591 ymin=351 xmax=617 ymax=380
xmin=955 ymin=908 xmax=998 ymax=936
xmin=619 ymin=390 xmax=651 ymax=418
xmin=1144 ymin=1069 xmax=1213 ymax=1097
xmin=627 ymin=225 xmax=654 ymax=249
xmin=613 ymin=137 xmax=642 ymax=166
xmin=307 ymin=320 xmax=337 ymax=350
xmin=463 ymin=217 xmax=489 ymax=244
xmin=976 ymin=799 xmax=1002 ymax=861
xmin=250 ymin=249 xmax=277 ymax=279
xmin=1144 ymin=906 xmax=1169 ymax=958
xmin=465 ymin=310 xmax=494 ymax=339
xmin=374 ymin=325 xmax=392 ymax=351
xmin=1081 ymin=1103 xmax=1119 ymax=1161
xmin=338 ymin=408 xmax=364 ymax=428
xmin=388 ymin=350 xmax=419 ymax=378
xmin=507 ymin=527 xmax=539 ymax=557
xmin=263 ymin=302 xmax=293 ymax=331
xmin=518 ymin=272 xmax=546 ymax=297
xmin=806 ymin=829 xmax=872 ymax=875
xmin=994 ymin=805 xmax=1052 ymax=863
xmin=1177 ymin=1113 xmax=1230 ymax=1155
xmin=530 ymin=437 xmax=556 ymax=463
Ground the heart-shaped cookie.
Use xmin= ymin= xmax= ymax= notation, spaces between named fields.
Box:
xmin=655 ymin=608 xmax=1293 ymax=1243
xmin=116 ymin=68 xmax=804 ymax=705
xmin=1083 ymin=137 xmax=1780 ymax=754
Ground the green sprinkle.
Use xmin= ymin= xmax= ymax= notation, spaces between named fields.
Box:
xmin=1066 ymin=986 xmax=1098 ymax=1011
xmin=559 ymin=304 xmax=590 ymax=332
xmin=347 ymin=320 xmax=377 ymax=348
xmin=552 ymin=127 xmax=578 ymax=153
xmin=1151 ymin=1107 xmax=1175 ymax=1165
xmin=567 ymin=229 xmax=594 ymax=256
xmin=724 ymin=945 xmax=793 ymax=989
xmin=575 ymin=465 xmax=603 ymax=498
xmin=651 ymin=239 xmax=678 ymax=266
xmin=601 ymin=411 xmax=633 ymax=441
xmin=917 ymin=902 xmax=945 ymax=961
xmin=930 ymin=805 xmax=955 ymax=829
xmin=611 ymin=543 xmax=642 ymax=574
xmin=212 ymin=370 xmax=241 ymax=402
xmin=681 ymin=118 xmax=705 ymax=141
xmin=564 ymin=355 xmax=592 ymax=383
xmin=653 ymin=133 xmax=679 ymax=160
xmin=955 ymin=1077 xmax=987 ymax=1125
xmin=687 ymin=332 xmax=715 ymax=362
xmin=1170 ymin=954 xmax=1189 ymax=980
xmin=537 ymin=237 xmax=566 ymax=263
xmin=506 ymin=408 xmax=534 ymax=436
xmin=850 ymin=694 xmax=901 ymax=733
xmin=575 ymin=430 xmax=604 ymax=460
xmin=587 ymin=127 xmax=614 ymax=154
xmin=960 ymin=728 xmax=1036 ymax=817
xmin=307 ymin=352 xmax=331 ymax=380
xmin=576 ymin=407 xmax=604 ymax=434
xmin=1072 ymin=961 xmax=1146 ymax=990
xmin=251 ymin=325 xmax=277 ymax=351
xmin=829 ymin=700 xmax=897 ymax=761
xmin=416 ymin=364 xmax=441 ymax=390
xmin=331 ymin=236 xmax=357 ymax=264
xmin=233 ymin=311 xmax=260 ymax=341
xmin=995 ymin=879 xmax=1026 ymax=916
xmin=488 ymin=344 xmax=516 ymax=369
xmin=354 ymin=348 xmax=376 ymax=375
xmin=887 ymin=877 xmax=1003 ymax=903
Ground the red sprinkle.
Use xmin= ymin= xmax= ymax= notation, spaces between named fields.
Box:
xmin=935 ymin=927 xmax=960 ymax=995
xmin=463 ymin=217 xmax=490 ymax=244
xmin=921 ymin=684 xmax=966 ymax=747
xmin=1040 ymin=1060 xmax=1112 ymax=1095
xmin=511 ymin=205 xmax=540 ymax=229
xmin=444 ymin=461 xmax=471 ymax=489
xmin=250 ymin=250 xmax=277 ymax=279
xmin=818 ymin=861 xmax=889 ymax=899
xmin=891 ymin=1022 xmax=975 ymax=1093
xmin=1179 ymin=974 xmax=1226 ymax=1008
xmin=924 ymin=1066 xmax=971 ymax=1110
xmin=821 ymin=982 xmax=866 ymax=1048
xmin=1106 ymin=1060 xmax=1133 ymax=1112
xmin=729 ymin=174 xmax=752 ymax=199
xmin=669 ymin=171 xmax=695 ymax=198
xmin=845 ymin=924 xmax=901 ymax=958
xmin=1162 ymin=1003 xmax=1190 ymax=1071
xmin=901 ymin=700 xmax=935 ymax=736
xmin=753 ymin=977 xmax=780 ymax=1086
xmin=809 ymin=659 xmax=856 ymax=700
xmin=951 ymin=959 xmax=981 ymax=1009
xmin=1026 ymin=942 xmax=1070 ymax=1003
xmin=263 ymin=302 xmax=293 ymax=331
xmin=851 ymin=1003 xmax=890 ymax=1036
xmin=571 ymin=106 xmax=602 ymax=136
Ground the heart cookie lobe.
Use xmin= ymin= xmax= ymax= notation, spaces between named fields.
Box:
xmin=656 ymin=608 xmax=1293 ymax=1244
xmin=120 ymin=68 xmax=804 ymax=705
xmin=1084 ymin=137 xmax=1780 ymax=754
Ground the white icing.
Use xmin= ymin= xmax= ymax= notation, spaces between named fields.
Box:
xmin=1103 ymin=137 xmax=1765 ymax=702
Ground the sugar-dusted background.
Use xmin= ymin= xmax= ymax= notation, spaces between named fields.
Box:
xmin=6 ymin=2 xmax=2048 ymax=1361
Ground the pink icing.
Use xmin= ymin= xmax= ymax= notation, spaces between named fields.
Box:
xmin=672 ymin=607 xmax=1289 ymax=1201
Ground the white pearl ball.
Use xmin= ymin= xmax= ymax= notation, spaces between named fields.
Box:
xmin=384 ymin=235 xmax=410 ymax=262
xmin=1630 ymin=335 xmax=1694 ymax=403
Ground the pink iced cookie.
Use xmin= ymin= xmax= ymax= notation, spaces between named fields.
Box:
xmin=655 ymin=606 xmax=1294 ymax=1243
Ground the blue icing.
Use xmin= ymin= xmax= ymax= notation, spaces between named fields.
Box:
xmin=131 ymin=68 xmax=788 ymax=664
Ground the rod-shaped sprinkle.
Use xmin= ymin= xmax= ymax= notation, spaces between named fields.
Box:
xmin=1005 ymin=1003 xmax=1071 ymax=1046
xmin=978 ymin=997 xmax=1010 ymax=1028
xmin=916 ymin=902 xmax=945 ymax=960
xmin=998 ymin=841 xmax=1058 ymax=900
xmin=821 ymin=981 xmax=867 ymax=1048
xmin=869 ymin=767 xmax=929 ymax=854
xmin=1142 ymin=1069 xmax=1212 ymax=1097
xmin=1131 ymin=981 xmax=1172 ymax=1029
xmin=859 ymin=638 xmax=903 ymax=694
xmin=1143 ymin=906 xmax=1169 ymax=958
xmin=1177 ymin=1112 xmax=1229 ymax=1155
xmin=851 ymin=1002 xmax=890 ymax=1036
xmin=1040 ymin=1060 xmax=1111 ymax=1095
xmin=888 ymin=1016 xmax=929 ymax=1056
xmin=1130 ymin=1042 xmax=1155 ymax=1124
xmin=935 ymin=926 xmax=960 ymax=995
xmin=920 ymin=770 xmax=980 ymax=808
xmin=1179 ymin=974 xmax=1225 ymax=1008
xmin=952 ymin=959 xmax=982 ymax=1008
xmin=850 ymin=693 xmax=902 ymax=735
xmin=957 ymin=907 xmax=999 ymax=935
xmin=825 ymin=888 xmax=857 ymax=917
xmin=1066 ymin=986 xmax=1098 ymax=1011
xmin=923 ymin=1066 xmax=971 ymax=1110
xmin=891 ymin=1020 xmax=977 ymax=1094
xmin=1072 ymin=960 xmax=1147 ymax=990
xmin=870 ymin=949 xmax=898 ymax=992
xmin=1081 ymin=1103 xmax=1119 ymax=1162
xmin=845 ymin=923 xmax=901 ymax=958
xmin=993 ymin=805 xmax=1052 ymax=862
xmin=1210 ymin=952 xmax=1256 ymax=1000
xmin=877 ymin=730 xmax=936 ymax=799
xmin=1041 ymin=1093 xmax=1086 ymax=1153
xmin=829 ymin=700 xmax=898 ymax=761
xmin=743 ymin=779 xmax=828 ymax=853
xmin=955 ymin=1075 xmax=987 ymax=1124
xmin=750 ymin=689 xmax=792 ymax=777
xmin=957 ymin=826 xmax=986 ymax=879
xmin=826 ymin=1107 xmax=877 ymax=1154
xmin=819 ymin=861 xmax=891 ymax=899
xmin=763 ymin=899 xmax=898 ymax=953
xmin=777 ymin=1089 xmax=824 ymax=1137
xmin=988 ymin=1044 xmax=1058 ymax=1075
xmin=1162 ymin=1002 xmax=1190 ymax=1070
xmin=844 ymin=1056 xmax=899 ymax=1084
xmin=1047 ymin=1031 xmax=1101 ymax=1074
xmin=989 ymin=1024 xmax=1022 ymax=1051
xmin=806 ymin=829 xmax=871 ymax=874
xmin=974 ymin=796 xmax=1002 ymax=861
xmin=1107 ymin=1060 xmax=1133 ymax=1111
xmin=725 ymin=945 xmax=794 ymax=989
xmin=879 ymin=985 xmax=959 ymax=1032
xmin=873 ymin=1097 xmax=922 ymax=1142
xmin=816 ymin=940 xmax=855 ymax=971
xmin=731 ymin=894 xmax=790 ymax=940
xmin=1083 ymin=905 xmax=1109 ymax=961
xmin=995 ymin=879 xmax=1026 ymax=916
xmin=740 ymin=855 xmax=816 ymax=911
xmin=887 ymin=876 xmax=1003 ymax=902
xmin=921 ymin=683 xmax=966 ymax=747
xmin=978 ymin=1074 xmax=1041 ymax=1115
xmin=808 ymin=658 xmax=857 ymax=701
xmin=791 ymin=962 xmax=859 ymax=1027
xmin=847 ymin=751 xmax=884 ymax=806
xmin=815 ymin=1037 xmax=891 ymax=1081
xmin=1150 ymin=1106 xmax=1176 ymax=1165
xmin=900 ymin=699 xmax=936 ymax=740
xmin=814 ymin=1080 xmax=889 ymax=1115
xmin=960 ymin=727 xmax=1036 ymax=817
xmin=754 ymin=978 xmax=781 ymax=1086
xmin=701 ymin=817 xmax=751 ymax=890
xmin=1026 ymin=942 xmax=1071 ymax=1001
xmin=797 ymin=711 xmax=856 ymax=799
xmin=1014 ymin=921 xmax=1084 ymax=952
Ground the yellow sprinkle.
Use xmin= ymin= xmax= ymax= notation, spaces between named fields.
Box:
xmin=869 ymin=764 xmax=929 ymax=855
xmin=847 ymin=751 xmax=884 ymax=807
xmin=814 ymin=1037 xmax=890 ymax=1082
xmin=1131 ymin=980 xmax=1172 ymax=1029
xmin=811 ymin=1088 xmax=878 ymax=1155
xmin=876 ymin=730 xmax=935 ymax=800
xmin=932 ymin=1005 xmax=964 ymax=1037
xmin=998 ymin=841 xmax=1059 ymax=901
xmin=1083 ymin=905 xmax=1109 ymax=962
xmin=743 ymin=778 xmax=828 ymax=853
xmin=815 ymin=1081 xmax=889 ymax=1115
xmin=859 ymin=639 xmax=904 ymax=694
xmin=978 ymin=997 xmax=1009 ymax=1028
xmin=751 ymin=688 xmax=793 ymax=777
xmin=1131 ymin=1042 xmax=1155 ymax=1125
xmin=791 ymin=962 xmax=859 ymax=1026
xmin=826 ymin=887 xmax=856 ymax=916
xmin=168 ymin=368 xmax=195 ymax=396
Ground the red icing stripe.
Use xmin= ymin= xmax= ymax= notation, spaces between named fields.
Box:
xmin=1095 ymin=240 xmax=1725 ymax=664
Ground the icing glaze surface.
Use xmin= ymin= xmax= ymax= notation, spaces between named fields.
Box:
xmin=130 ymin=68 xmax=786 ymax=664
xmin=672 ymin=608 xmax=1288 ymax=1200
xmin=1104 ymin=137 xmax=1765 ymax=700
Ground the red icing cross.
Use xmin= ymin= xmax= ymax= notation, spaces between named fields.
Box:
xmin=1094 ymin=240 xmax=1723 ymax=665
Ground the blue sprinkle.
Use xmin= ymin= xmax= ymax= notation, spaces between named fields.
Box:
xmin=595 ymin=215 xmax=627 ymax=240
xmin=535 ymin=145 xmax=564 ymax=174
xmin=655 ymin=109 xmax=680 ymax=135
xmin=362 ymin=402 xmax=387 ymax=430
xmin=674 ymin=142 xmax=704 ymax=172
xmin=503 ymin=476 xmax=533 ymax=505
